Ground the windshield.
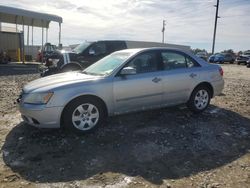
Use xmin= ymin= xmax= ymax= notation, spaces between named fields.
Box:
xmin=215 ymin=54 xmax=224 ymax=57
xmin=83 ymin=52 xmax=132 ymax=76
xmin=73 ymin=42 xmax=92 ymax=54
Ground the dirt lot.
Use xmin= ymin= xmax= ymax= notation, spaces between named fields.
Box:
xmin=0 ymin=64 xmax=249 ymax=188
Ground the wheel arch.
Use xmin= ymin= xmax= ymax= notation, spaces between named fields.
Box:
xmin=60 ymin=94 xmax=108 ymax=127
xmin=60 ymin=62 xmax=83 ymax=70
xmin=191 ymin=82 xmax=214 ymax=98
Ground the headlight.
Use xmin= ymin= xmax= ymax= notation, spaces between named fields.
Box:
xmin=23 ymin=92 xmax=54 ymax=104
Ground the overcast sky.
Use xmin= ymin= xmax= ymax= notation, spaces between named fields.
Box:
xmin=1 ymin=0 xmax=249 ymax=52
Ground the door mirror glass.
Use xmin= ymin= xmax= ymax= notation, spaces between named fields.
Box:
xmin=120 ymin=67 xmax=136 ymax=75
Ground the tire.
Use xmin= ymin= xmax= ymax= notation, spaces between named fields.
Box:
xmin=187 ymin=86 xmax=211 ymax=113
xmin=62 ymin=97 xmax=106 ymax=133
xmin=61 ymin=63 xmax=82 ymax=72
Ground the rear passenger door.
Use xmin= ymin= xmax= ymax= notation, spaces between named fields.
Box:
xmin=160 ymin=50 xmax=201 ymax=105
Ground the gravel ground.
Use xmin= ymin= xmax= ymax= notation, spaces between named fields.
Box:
xmin=0 ymin=64 xmax=249 ymax=188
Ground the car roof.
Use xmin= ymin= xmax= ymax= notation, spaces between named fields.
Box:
xmin=117 ymin=47 xmax=191 ymax=54
xmin=113 ymin=47 xmax=209 ymax=67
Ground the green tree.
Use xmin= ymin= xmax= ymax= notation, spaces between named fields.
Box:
xmin=221 ymin=49 xmax=234 ymax=54
xmin=192 ymin=48 xmax=208 ymax=54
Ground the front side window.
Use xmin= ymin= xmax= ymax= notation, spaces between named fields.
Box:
xmin=125 ymin=52 xmax=158 ymax=74
xmin=161 ymin=51 xmax=198 ymax=70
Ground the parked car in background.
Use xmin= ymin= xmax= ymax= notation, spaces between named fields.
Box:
xmin=246 ymin=59 xmax=250 ymax=68
xmin=36 ymin=43 xmax=58 ymax=62
xmin=0 ymin=50 xmax=11 ymax=64
xmin=41 ymin=40 xmax=190 ymax=76
xmin=208 ymin=54 xmax=216 ymax=63
xmin=196 ymin=51 xmax=208 ymax=61
xmin=209 ymin=53 xmax=235 ymax=64
xmin=235 ymin=51 xmax=250 ymax=65
xmin=208 ymin=53 xmax=218 ymax=63
xmin=18 ymin=48 xmax=224 ymax=133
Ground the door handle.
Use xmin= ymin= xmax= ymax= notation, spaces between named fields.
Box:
xmin=152 ymin=77 xmax=162 ymax=83
xmin=190 ymin=73 xmax=197 ymax=78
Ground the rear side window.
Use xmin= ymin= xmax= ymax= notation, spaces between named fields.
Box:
xmin=89 ymin=42 xmax=107 ymax=55
xmin=161 ymin=51 xmax=199 ymax=70
xmin=106 ymin=41 xmax=127 ymax=53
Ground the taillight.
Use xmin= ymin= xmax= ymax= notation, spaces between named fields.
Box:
xmin=219 ymin=67 xmax=223 ymax=76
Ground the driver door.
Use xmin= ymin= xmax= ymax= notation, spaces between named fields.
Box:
xmin=113 ymin=51 xmax=163 ymax=114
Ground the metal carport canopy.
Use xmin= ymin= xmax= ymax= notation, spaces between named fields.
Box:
xmin=0 ymin=5 xmax=63 ymax=63
xmin=0 ymin=5 xmax=62 ymax=27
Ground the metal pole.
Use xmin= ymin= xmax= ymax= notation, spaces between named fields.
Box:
xmin=59 ymin=22 xmax=61 ymax=48
xmin=162 ymin=20 xmax=166 ymax=43
xmin=42 ymin=20 xmax=44 ymax=63
xmin=22 ymin=16 xmax=25 ymax=64
xmin=15 ymin=16 xmax=18 ymax=32
xmin=32 ymin=20 xmax=34 ymax=61
xmin=212 ymin=0 xmax=220 ymax=54
xmin=27 ymin=25 xmax=29 ymax=58
xmin=46 ymin=27 xmax=48 ymax=43
xmin=27 ymin=26 xmax=29 ymax=46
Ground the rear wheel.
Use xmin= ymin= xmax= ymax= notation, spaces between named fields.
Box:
xmin=187 ymin=86 xmax=211 ymax=113
xmin=63 ymin=97 xmax=105 ymax=133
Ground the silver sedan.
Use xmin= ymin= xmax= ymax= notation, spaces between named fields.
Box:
xmin=18 ymin=48 xmax=224 ymax=133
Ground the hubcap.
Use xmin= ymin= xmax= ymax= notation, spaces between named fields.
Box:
xmin=194 ymin=89 xmax=209 ymax=110
xmin=72 ymin=103 xmax=99 ymax=131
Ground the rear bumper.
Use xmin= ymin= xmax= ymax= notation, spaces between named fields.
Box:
xmin=19 ymin=103 xmax=63 ymax=128
xmin=212 ymin=79 xmax=224 ymax=97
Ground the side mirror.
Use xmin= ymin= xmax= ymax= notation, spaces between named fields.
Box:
xmin=89 ymin=49 xmax=96 ymax=55
xmin=120 ymin=67 xmax=136 ymax=75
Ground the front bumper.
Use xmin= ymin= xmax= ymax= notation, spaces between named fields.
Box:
xmin=236 ymin=59 xmax=247 ymax=63
xmin=19 ymin=103 xmax=63 ymax=128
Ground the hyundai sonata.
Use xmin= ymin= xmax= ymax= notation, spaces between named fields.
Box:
xmin=18 ymin=48 xmax=224 ymax=133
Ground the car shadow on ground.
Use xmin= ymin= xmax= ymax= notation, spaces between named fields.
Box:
xmin=0 ymin=64 xmax=39 ymax=76
xmin=2 ymin=105 xmax=250 ymax=185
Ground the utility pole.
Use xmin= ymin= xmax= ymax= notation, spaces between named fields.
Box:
xmin=212 ymin=0 xmax=220 ymax=54
xmin=162 ymin=20 xmax=166 ymax=43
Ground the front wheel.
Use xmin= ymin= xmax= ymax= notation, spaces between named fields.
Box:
xmin=63 ymin=97 xmax=105 ymax=133
xmin=187 ymin=86 xmax=211 ymax=113
xmin=60 ymin=63 xmax=82 ymax=72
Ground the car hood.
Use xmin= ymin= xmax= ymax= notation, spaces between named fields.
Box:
xmin=23 ymin=72 xmax=103 ymax=93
